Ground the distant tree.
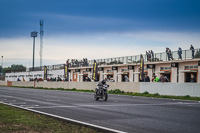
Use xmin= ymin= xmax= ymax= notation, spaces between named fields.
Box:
xmin=3 ymin=64 xmax=26 ymax=73
xmin=10 ymin=64 xmax=26 ymax=70
xmin=195 ymin=49 xmax=200 ymax=58
xmin=0 ymin=66 xmax=2 ymax=74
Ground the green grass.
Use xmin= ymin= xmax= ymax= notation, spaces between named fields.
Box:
xmin=0 ymin=103 xmax=103 ymax=133
xmin=9 ymin=86 xmax=200 ymax=101
xmin=108 ymin=89 xmax=200 ymax=101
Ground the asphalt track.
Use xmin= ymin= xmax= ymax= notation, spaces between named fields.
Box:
xmin=0 ymin=87 xmax=200 ymax=133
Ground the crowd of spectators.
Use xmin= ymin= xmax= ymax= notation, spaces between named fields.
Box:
xmin=146 ymin=45 xmax=196 ymax=62
xmin=68 ymin=58 xmax=89 ymax=67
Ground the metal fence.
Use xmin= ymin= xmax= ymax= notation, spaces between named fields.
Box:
xmin=94 ymin=48 xmax=200 ymax=66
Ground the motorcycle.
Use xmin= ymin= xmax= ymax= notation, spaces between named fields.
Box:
xmin=94 ymin=84 xmax=109 ymax=101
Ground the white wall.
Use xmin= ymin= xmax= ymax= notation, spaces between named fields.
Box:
xmin=140 ymin=83 xmax=200 ymax=97
xmin=1 ymin=81 xmax=200 ymax=97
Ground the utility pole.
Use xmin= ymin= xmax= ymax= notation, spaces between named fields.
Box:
xmin=1 ymin=56 xmax=3 ymax=68
xmin=40 ymin=20 xmax=44 ymax=68
xmin=31 ymin=31 xmax=38 ymax=71
xmin=1 ymin=56 xmax=3 ymax=75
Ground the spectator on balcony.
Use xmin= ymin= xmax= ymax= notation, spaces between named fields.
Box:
xmin=190 ymin=45 xmax=195 ymax=59
xmin=178 ymin=47 xmax=182 ymax=60
xmin=190 ymin=74 xmax=196 ymax=82
xmin=166 ymin=47 xmax=173 ymax=61
xmin=151 ymin=50 xmax=154 ymax=61
xmin=146 ymin=51 xmax=151 ymax=62
xmin=86 ymin=58 xmax=88 ymax=66
xmin=75 ymin=59 xmax=79 ymax=67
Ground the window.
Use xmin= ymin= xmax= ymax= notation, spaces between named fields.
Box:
xmin=185 ymin=65 xmax=198 ymax=69
xmin=160 ymin=67 xmax=171 ymax=71
xmin=122 ymin=69 xmax=129 ymax=72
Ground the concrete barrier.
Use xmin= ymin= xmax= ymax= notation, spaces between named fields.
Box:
xmin=35 ymin=82 xmax=67 ymax=89
xmin=140 ymin=83 xmax=200 ymax=97
xmin=108 ymin=82 xmax=140 ymax=93
xmin=2 ymin=81 xmax=200 ymax=97
xmin=0 ymin=81 xmax=7 ymax=86
xmin=12 ymin=81 xmax=34 ymax=87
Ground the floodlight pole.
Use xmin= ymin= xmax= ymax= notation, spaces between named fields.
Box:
xmin=1 ymin=56 xmax=3 ymax=75
xmin=31 ymin=31 xmax=38 ymax=71
xmin=40 ymin=20 xmax=44 ymax=68
xmin=1 ymin=56 xmax=3 ymax=68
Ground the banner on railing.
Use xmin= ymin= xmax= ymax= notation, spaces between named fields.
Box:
xmin=64 ymin=61 xmax=69 ymax=80
xmin=44 ymin=66 xmax=47 ymax=80
xmin=139 ymin=54 xmax=144 ymax=81
xmin=92 ymin=60 xmax=98 ymax=81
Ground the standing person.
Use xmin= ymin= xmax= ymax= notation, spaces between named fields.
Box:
xmin=85 ymin=76 xmax=91 ymax=82
xmin=159 ymin=75 xmax=169 ymax=82
xmin=108 ymin=76 xmax=111 ymax=82
xmin=148 ymin=50 xmax=151 ymax=61
xmin=166 ymin=47 xmax=173 ymax=61
xmin=144 ymin=74 xmax=150 ymax=82
xmin=146 ymin=51 xmax=149 ymax=62
xmin=190 ymin=45 xmax=195 ymax=59
xmin=166 ymin=48 xmax=170 ymax=61
xmin=146 ymin=51 xmax=151 ymax=62
xmin=169 ymin=48 xmax=173 ymax=60
xmin=125 ymin=75 xmax=129 ymax=82
xmin=178 ymin=47 xmax=182 ymax=60
xmin=152 ymin=75 xmax=159 ymax=82
xmin=151 ymin=50 xmax=154 ymax=61
xmin=190 ymin=74 xmax=196 ymax=82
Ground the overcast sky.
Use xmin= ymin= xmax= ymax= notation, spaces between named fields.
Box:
xmin=0 ymin=0 xmax=200 ymax=67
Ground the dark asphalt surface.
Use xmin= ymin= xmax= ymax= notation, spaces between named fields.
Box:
xmin=0 ymin=87 xmax=200 ymax=133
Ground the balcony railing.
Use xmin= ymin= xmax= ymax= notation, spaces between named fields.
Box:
xmin=5 ymin=48 xmax=200 ymax=73
xmin=94 ymin=48 xmax=200 ymax=66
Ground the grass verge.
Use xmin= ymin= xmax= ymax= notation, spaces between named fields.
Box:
xmin=6 ymin=86 xmax=200 ymax=101
xmin=0 ymin=103 xmax=103 ymax=133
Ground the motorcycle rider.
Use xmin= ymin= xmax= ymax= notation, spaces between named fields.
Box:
xmin=97 ymin=79 xmax=106 ymax=87
xmin=95 ymin=79 xmax=109 ymax=101
xmin=96 ymin=79 xmax=106 ymax=94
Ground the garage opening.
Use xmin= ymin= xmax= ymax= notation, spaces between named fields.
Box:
xmin=185 ymin=72 xmax=197 ymax=82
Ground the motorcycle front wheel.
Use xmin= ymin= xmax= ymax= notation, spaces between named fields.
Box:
xmin=103 ymin=93 xmax=108 ymax=101
xmin=94 ymin=93 xmax=99 ymax=101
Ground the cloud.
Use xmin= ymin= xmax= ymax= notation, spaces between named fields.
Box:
xmin=1 ymin=31 xmax=200 ymax=67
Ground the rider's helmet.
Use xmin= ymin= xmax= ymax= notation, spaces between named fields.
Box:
xmin=102 ymin=79 xmax=106 ymax=84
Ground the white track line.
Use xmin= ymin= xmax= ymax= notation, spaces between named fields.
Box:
xmin=0 ymin=102 xmax=127 ymax=133
xmin=27 ymin=102 xmax=200 ymax=109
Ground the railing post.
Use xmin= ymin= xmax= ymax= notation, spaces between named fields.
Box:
xmin=135 ymin=56 xmax=137 ymax=62
xmin=160 ymin=53 xmax=162 ymax=61
xmin=185 ymin=50 xmax=186 ymax=59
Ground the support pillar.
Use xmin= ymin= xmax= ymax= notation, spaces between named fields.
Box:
xmin=198 ymin=66 xmax=200 ymax=83
xmin=129 ymin=70 xmax=133 ymax=82
xmin=147 ymin=69 xmax=153 ymax=81
xmin=171 ymin=67 xmax=178 ymax=83
xmin=113 ymin=70 xmax=117 ymax=82
xmin=99 ymin=71 xmax=103 ymax=81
